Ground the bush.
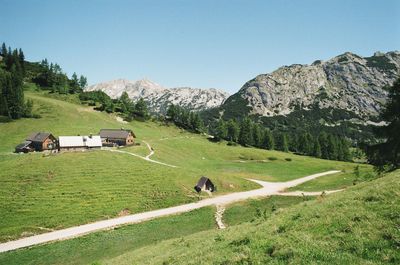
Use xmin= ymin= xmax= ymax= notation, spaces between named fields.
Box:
xmin=0 ymin=116 xmax=12 ymax=123
xmin=268 ymin=157 xmax=278 ymax=161
xmin=285 ymin=158 xmax=292 ymax=161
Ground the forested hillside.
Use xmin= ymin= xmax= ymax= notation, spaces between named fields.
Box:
xmin=0 ymin=43 xmax=32 ymax=120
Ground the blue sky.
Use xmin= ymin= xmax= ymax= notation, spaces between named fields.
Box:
xmin=1 ymin=0 xmax=399 ymax=93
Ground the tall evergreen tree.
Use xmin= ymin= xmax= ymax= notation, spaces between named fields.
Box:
xmin=327 ymin=134 xmax=338 ymax=160
xmin=282 ymin=133 xmax=289 ymax=152
xmin=1 ymin=43 xmax=7 ymax=56
xmin=79 ymin=75 xmax=87 ymax=89
xmin=166 ymin=104 xmax=177 ymax=121
xmin=226 ymin=119 xmax=239 ymax=142
xmin=188 ymin=112 xmax=203 ymax=132
xmin=252 ymin=123 xmax=263 ymax=147
xmin=69 ymin=72 xmax=80 ymax=94
xmin=8 ymin=64 xmax=25 ymax=119
xmin=239 ymin=117 xmax=253 ymax=146
xmin=215 ymin=119 xmax=228 ymax=140
xmin=133 ymin=98 xmax=149 ymax=120
xmin=262 ymin=128 xmax=274 ymax=150
xmin=341 ymin=139 xmax=351 ymax=161
xmin=313 ymin=138 xmax=322 ymax=158
xmin=18 ymin=48 xmax=25 ymax=74
xmin=366 ymin=78 xmax=400 ymax=171
xmin=318 ymin=132 xmax=329 ymax=159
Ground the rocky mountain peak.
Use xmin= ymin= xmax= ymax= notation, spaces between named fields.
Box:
xmin=86 ymin=78 xmax=229 ymax=113
xmin=231 ymin=51 xmax=400 ymax=119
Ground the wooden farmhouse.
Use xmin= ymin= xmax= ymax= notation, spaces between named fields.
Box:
xmin=58 ymin=135 xmax=102 ymax=151
xmin=99 ymin=129 xmax=136 ymax=146
xmin=15 ymin=132 xmax=57 ymax=153
xmin=194 ymin=176 xmax=216 ymax=193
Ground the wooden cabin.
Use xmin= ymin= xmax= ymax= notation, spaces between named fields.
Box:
xmin=26 ymin=132 xmax=56 ymax=151
xmin=99 ymin=129 xmax=136 ymax=146
xmin=15 ymin=132 xmax=56 ymax=153
xmin=194 ymin=176 xmax=216 ymax=193
xmin=58 ymin=135 xmax=102 ymax=151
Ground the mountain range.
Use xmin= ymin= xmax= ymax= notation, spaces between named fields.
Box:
xmin=220 ymin=51 xmax=400 ymax=120
xmin=206 ymin=51 xmax=399 ymax=143
xmin=86 ymin=51 xmax=399 ymax=142
xmin=85 ymin=79 xmax=229 ymax=113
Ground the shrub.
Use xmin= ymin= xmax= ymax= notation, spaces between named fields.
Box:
xmin=268 ymin=157 xmax=278 ymax=161
xmin=285 ymin=158 xmax=292 ymax=161
xmin=227 ymin=141 xmax=237 ymax=146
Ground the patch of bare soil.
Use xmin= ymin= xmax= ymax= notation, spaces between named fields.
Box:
xmin=118 ymin=208 xmax=131 ymax=216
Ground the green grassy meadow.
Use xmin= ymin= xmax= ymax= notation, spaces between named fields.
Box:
xmin=0 ymin=91 xmax=380 ymax=263
xmin=102 ymin=170 xmax=400 ymax=265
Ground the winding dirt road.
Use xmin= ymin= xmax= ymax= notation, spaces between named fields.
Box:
xmin=0 ymin=170 xmax=340 ymax=253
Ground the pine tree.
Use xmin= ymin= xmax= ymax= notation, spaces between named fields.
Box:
xmin=262 ymin=129 xmax=274 ymax=150
xmin=166 ymin=104 xmax=177 ymax=121
xmin=305 ymin=133 xmax=314 ymax=155
xmin=327 ymin=134 xmax=338 ymax=160
xmin=0 ymin=69 xmax=11 ymax=118
xmin=79 ymin=75 xmax=87 ymax=89
xmin=318 ymin=132 xmax=329 ymax=159
xmin=1 ymin=43 xmax=7 ymax=56
xmin=289 ymin=133 xmax=299 ymax=152
xmin=341 ymin=139 xmax=351 ymax=161
xmin=239 ymin=117 xmax=253 ymax=146
xmin=282 ymin=133 xmax=289 ymax=152
xmin=69 ymin=72 xmax=80 ymax=94
xmin=191 ymin=112 xmax=203 ymax=133
xmin=8 ymin=64 xmax=25 ymax=119
xmin=226 ymin=119 xmax=239 ymax=142
xmin=119 ymin=91 xmax=132 ymax=115
xmin=24 ymin=99 xmax=33 ymax=117
xmin=366 ymin=78 xmax=400 ymax=170
xmin=274 ymin=132 xmax=289 ymax=152
xmin=134 ymin=98 xmax=149 ymax=120
xmin=252 ymin=123 xmax=263 ymax=147
xmin=313 ymin=139 xmax=322 ymax=158
xmin=216 ymin=119 xmax=227 ymax=140
xmin=18 ymin=48 xmax=25 ymax=74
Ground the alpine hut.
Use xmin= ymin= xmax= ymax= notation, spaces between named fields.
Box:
xmin=99 ymin=129 xmax=136 ymax=146
xmin=194 ymin=176 xmax=216 ymax=193
xmin=58 ymin=135 xmax=102 ymax=151
xmin=15 ymin=132 xmax=57 ymax=153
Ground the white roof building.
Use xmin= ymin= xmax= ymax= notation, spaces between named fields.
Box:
xmin=59 ymin=135 xmax=102 ymax=148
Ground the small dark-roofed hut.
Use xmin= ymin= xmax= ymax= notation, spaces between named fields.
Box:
xmin=15 ymin=141 xmax=33 ymax=153
xmin=99 ymin=128 xmax=136 ymax=146
xmin=26 ymin=132 xmax=57 ymax=151
xmin=194 ymin=176 xmax=216 ymax=193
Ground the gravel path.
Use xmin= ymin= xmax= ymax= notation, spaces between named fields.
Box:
xmin=143 ymin=141 xmax=155 ymax=159
xmin=103 ymin=146 xmax=177 ymax=168
xmin=215 ymin=205 xmax=226 ymax=229
xmin=0 ymin=170 xmax=340 ymax=253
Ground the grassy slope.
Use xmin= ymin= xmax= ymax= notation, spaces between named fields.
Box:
xmin=103 ymin=170 xmax=400 ymax=265
xmin=0 ymin=91 xmax=371 ymax=242
xmin=0 ymin=196 xmax=310 ymax=265
xmin=0 ymin=207 xmax=215 ymax=265
xmin=223 ymin=196 xmax=315 ymax=226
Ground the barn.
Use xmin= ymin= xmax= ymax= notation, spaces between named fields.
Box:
xmin=99 ymin=129 xmax=136 ymax=146
xmin=58 ymin=135 xmax=102 ymax=151
xmin=194 ymin=176 xmax=216 ymax=193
